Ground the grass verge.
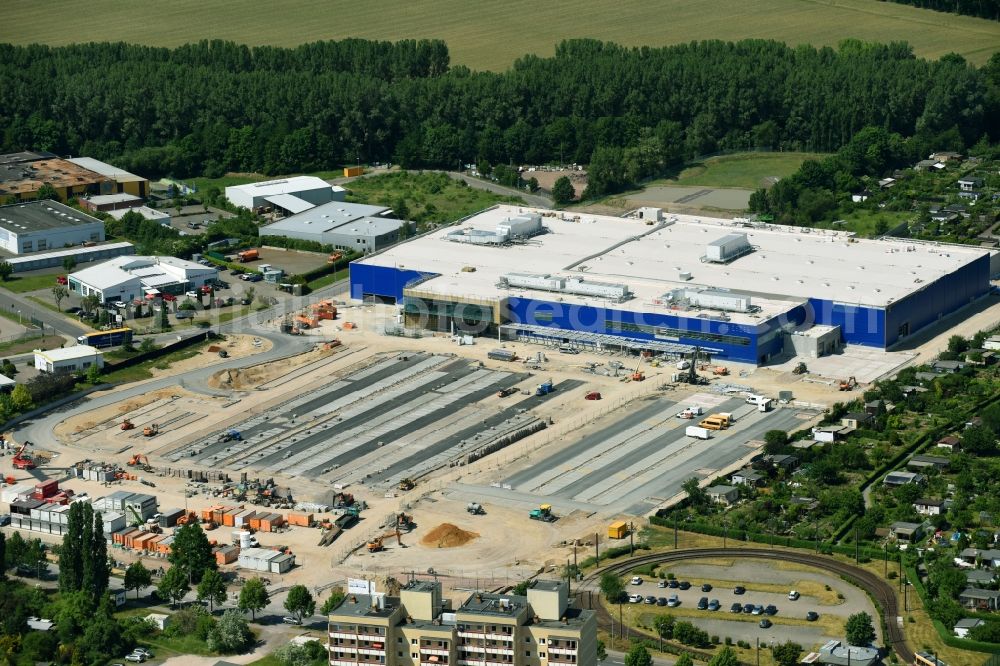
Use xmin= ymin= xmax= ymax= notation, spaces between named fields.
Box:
xmin=0 ymin=272 xmax=62 ymax=294
xmin=100 ymin=344 xmax=208 ymax=384
xmin=659 ymin=152 xmax=829 ymax=190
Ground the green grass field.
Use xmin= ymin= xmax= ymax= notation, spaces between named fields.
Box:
xmin=3 ymin=0 xmax=998 ymax=68
xmin=0 ymin=271 xmax=62 ymax=294
xmin=659 ymin=152 xmax=829 ymax=190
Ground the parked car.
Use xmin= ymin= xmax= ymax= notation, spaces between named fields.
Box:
xmin=701 ymin=583 xmax=713 ymax=592
xmin=742 ymin=603 xmax=755 ymax=614
xmin=0 ymin=515 xmax=10 ymax=526
xmin=667 ymin=595 xmax=680 ymax=607
xmin=730 ymin=602 xmax=742 ymax=613
xmin=162 ymin=293 xmax=177 ymax=301
xmin=185 ymin=290 xmax=199 ymax=298
xmin=124 ymin=655 xmax=146 ymax=663
xmin=282 ymin=616 xmax=301 ymax=625
xmin=630 ymin=576 xmax=642 ymax=585
xmin=132 ymin=648 xmax=152 ymax=658
xmin=759 ymin=619 xmax=772 ymax=629
xmin=667 ymin=579 xmax=679 ymax=589
xmin=764 ymin=605 xmax=778 ymax=616
xmin=644 ymin=596 xmax=656 ymax=605
xmin=806 ymin=611 xmax=819 ymax=621
xmin=697 ymin=597 xmax=708 ymax=610
xmin=56 ymin=275 xmax=68 ymax=285
xmin=751 ymin=605 xmax=764 ymax=615
xmin=788 ymin=590 xmax=800 ymax=601
xmin=113 ymin=301 xmax=127 ymax=308
xmin=247 ymin=273 xmax=263 ymax=282
xmin=708 ymin=599 xmax=720 ymax=611
xmin=656 ymin=597 xmax=668 ymax=606
xmin=678 ymin=581 xmax=691 ymax=590
xmin=733 ymin=586 xmax=746 ymax=595
xmin=627 ymin=594 xmax=643 ymax=603
xmin=657 ymin=580 xmax=667 ymax=588
xmin=65 ymin=306 xmax=82 ymax=314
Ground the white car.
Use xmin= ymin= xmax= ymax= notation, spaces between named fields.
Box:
xmin=630 ymin=576 xmax=643 ymax=585
xmin=788 ymin=590 xmax=800 ymax=601
xmin=124 ymin=655 xmax=146 ymax=663
xmin=627 ymin=594 xmax=643 ymax=603
xmin=282 ymin=616 xmax=302 ymax=625
xmin=114 ymin=301 xmax=127 ymax=309
xmin=185 ymin=290 xmax=199 ymax=298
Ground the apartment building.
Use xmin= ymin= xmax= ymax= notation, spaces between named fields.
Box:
xmin=328 ymin=580 xmax=596 ymax=666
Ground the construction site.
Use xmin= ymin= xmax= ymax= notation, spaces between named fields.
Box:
xmin=5 ymin=204 xmax=993 ymax=601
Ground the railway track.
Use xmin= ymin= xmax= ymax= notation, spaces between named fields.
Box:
xmin=580 ymin=547 xmax=913 ymax=664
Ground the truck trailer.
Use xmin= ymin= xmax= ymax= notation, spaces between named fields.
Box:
xmin=685 ymin=426 xmax=711 ymax=440
xmin=77 ymin=327 xmax=133 ymax=349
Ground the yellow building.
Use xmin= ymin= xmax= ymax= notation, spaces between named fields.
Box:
xmin=67 ymin=157 xmax=149 ymax=198
xmin=328 ymin=580 xmax=596 ymax=666
xmin=0 ymin=152 xmax=149 ymax=202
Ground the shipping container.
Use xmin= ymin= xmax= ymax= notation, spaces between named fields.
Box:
xmin=608 ymin=520 xmax=628 ymax=539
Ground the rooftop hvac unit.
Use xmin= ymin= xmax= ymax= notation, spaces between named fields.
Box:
xmin=705 ymin=233 xmax=752 ymax=263
xmin=679 ymin=271 xmax=692 ymax=281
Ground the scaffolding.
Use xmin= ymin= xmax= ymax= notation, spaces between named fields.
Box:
xmin=500 ymin=323 xmax=709 ymax=355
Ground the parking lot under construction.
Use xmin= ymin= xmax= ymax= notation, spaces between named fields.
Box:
xmin=156 ymin=351 xmax=583 ymax=490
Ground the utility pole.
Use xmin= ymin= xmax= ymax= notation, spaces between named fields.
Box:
xmin=674 ymin=514 xmax=678 ymax=549
xmin=629 ymin=522 xmax=634 ymax=557
xmin=756 ymin=637 xmax=760 ymax=666
xmin=595 ymin=534 xmax=599 ymax=566
xmin=884 ymin=543 xmax=888 ymax=577
xmin=573 ymin=542 xmax=577 ymax=569
xmin=899 ymin=552 xmax=903 ymax=590
xmin=723 ymin=521 xmax=728 ymax=549
xmin=855 ymin=527 xmax=859 ymax=564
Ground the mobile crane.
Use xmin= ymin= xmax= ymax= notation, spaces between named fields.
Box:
xmin=12 ymin=442 xmax=35 ymax=470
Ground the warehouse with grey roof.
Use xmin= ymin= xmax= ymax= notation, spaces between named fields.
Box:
xmin=260 ymin=201 xmax=411 ymax=252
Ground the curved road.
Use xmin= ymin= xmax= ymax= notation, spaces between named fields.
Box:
xmin=582 ymin=547 xmax=913 ymax=664
xmin=12 ymin=279 xmax=350 ymax=449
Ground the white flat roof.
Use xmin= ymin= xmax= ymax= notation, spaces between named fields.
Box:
xmin=264 ymin=193 xmax=315 ymax=214
xmin=35 ymin=345 xmax=102 ymax=362
xmin=5 ymin=242 xmax=134 ymax=267
xmin=70 ymin=255 xmax=215 ymax=292
xmin=358 ymin=205 xmax=990 ymax=321
xmin=66 ymin=157 xmax=145 ymax=182
xmin=227 ymin=175 xmax=331 ymax=198
xmin=85 ymin=193 xmax=141 ymax=205
xmin=108 ymin=206 xmax=169 ymax=221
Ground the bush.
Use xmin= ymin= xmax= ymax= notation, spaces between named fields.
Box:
xmin=711 ymin=635 xmax=720 ymax=645
xmin=724 ymin=637 xmax=733 ymax=646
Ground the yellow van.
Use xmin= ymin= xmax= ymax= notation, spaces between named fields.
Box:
xmin=699 ymin=415 xmax=729 ymax=430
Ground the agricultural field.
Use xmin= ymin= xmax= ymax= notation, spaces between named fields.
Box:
xmin=659 ymin=152 xmax=829 ymax=191
xmin=3 ymin=0 xmax=999 ymax=68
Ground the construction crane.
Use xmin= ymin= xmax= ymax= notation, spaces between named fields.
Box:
xmin=367 ymin=527 xmax=402 ymax=552
xmin=121 ymin=419 xmax=135 ymax=430
xmin=12 ymin=442 xmax=35 ymax=470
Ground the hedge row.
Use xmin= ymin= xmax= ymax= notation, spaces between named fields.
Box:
xmin=578 ymin=543 xmax=650 ymax=570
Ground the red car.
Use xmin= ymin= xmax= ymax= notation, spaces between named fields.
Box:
xmin=161 ymin=293 xmax=177 ymax=302
xmin=56 ymin=276 xmax=68 ymax=285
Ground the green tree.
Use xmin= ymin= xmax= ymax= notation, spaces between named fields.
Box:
xmin=772 ymin=641 xmax=802 ymax=666
xmin=947 ymin=335 xmax=969 ymax=354
xmin=86 ymin=363 xmax=102 ymax=384
xmin=35 ymin=184 xmax=60 ymax=201
xmin=320 ymin=588 xmax=346 ymax=615
xmin=198 ymin=569 xmax=228 ymax=612
xmin=169 ymin=522 xmax=217 ymax=584
xmin=0 ymin=262 xmax=12 ymax=281
xmin=596 ymin=640 xmax=607 ymax=662
xmin=552 ymin=176 xmax=575 ymax=205
xmin=598 ymin=572 xmax=625 ymax=603
xmin=124 ymin=561 xmax=152 ymax=599
xmin=624 ymin=644 xmax=652 ymax=666
xmin=139 ymin=337 xmax=156 ymax=352
xmin=284 ymin=584 xmax=316 ymax=623
xmin=764 ymin=429 xmax=788 ymax=453
xmin=0 ymin=532 xmax=5 ymax=581
xmin=160 ymin=301 xmax=170 ymax=329
xmin=1 ymin=359 xmax=16 ymax=376
xmin=393 ymin=197 xmax=410 ymax=221
xmin=238 ymin=577 xmax=270 ymax=620
xmin=527 ymin=176 xmax=540 ymax=193
xmin=845 ymin=611 xmax=876 ymax=646
xmin=708 ymin=647 xmax=739 ymax=666
xmin=653 ymin=614 xmax=675 ymax=640
xmin=675 ymin=655 xmax=693 ymax=666
xmin=158 ymin=565 xmax=190 ymax=607
xmin=62 ymin=256 xmax=77 ymax=272
xmin=60 ymin=502 xmax=84 ymax=592
xmin=78 ymin=600 xmax=129 ymax=665
xmin=207 ymin=609 xmax=253 ymax=653
xmin=10 ymin=384 xmax=33 ymax=412
xmin=682 ymin=477 xmax=708 ymax=507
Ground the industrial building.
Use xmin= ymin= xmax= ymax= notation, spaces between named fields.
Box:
xmin=5 ymin=241 xmax=135 ymax=273
xmin=107 ymin=205 xmax=171 ymax=226
xmin=66 ymin=157 xmax=150 ymax=198
xmin=327 ymin=579 xmax=596 ymax=666
xmin=350 ymin=206 xmax=993 ymax=364
xmin=260 ymin=201 xmax=410 ymax=252
xmin=225 ymin=176 xmax=345 ymax=212
xmin=0 ymin=153 xmax=112 ymax=201
xmin=69 ymin=255 xmax=218 ymax=303
xmin=34 ymin=345 xmax=104 ymax=374
xmin=79 ymin=193 xmax=144 ymax=213
xmin=237 ymin=547 xmax=295 ymax=573
xmin=0 ymin=200 xmax=105 ymax=254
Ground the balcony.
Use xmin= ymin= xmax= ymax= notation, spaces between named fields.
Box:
xmin=458 ymin=645 xmax=485 ymax=653
xmin=457 ymin=630 xmax=485 ymax=639
xmin=358 ymin=648 xmax=386 ymax=656
xmin=457 ymin=659 xmax=486 ymax=666
xmin=330 ymin=632 xmax=359 ymax=640
xmin=547 ymin=647 xmax=577 ymax=655
xmin=420 ymin=648 xmax=451 ymax=657
xmin=485 ymin=633 xmax=514 ymax=642
xmin=330 ymin=660 xmax=359 ymax=666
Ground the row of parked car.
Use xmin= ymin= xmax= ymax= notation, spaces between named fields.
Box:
xmin=626 ymin=577 xmax=819 ymax=624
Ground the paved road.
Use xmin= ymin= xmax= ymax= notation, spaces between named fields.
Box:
xmin=1 ymin=290 xmax=88 ymax=338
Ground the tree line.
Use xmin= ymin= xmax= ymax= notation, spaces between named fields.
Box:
xmin=882 ymin=0 xmax=1000 ymax=20
xmin=0 ymin=38 xmax=997 ymax=198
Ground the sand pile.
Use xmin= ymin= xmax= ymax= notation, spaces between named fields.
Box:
xmin=420 ymin=523 xmax=479 ymax=548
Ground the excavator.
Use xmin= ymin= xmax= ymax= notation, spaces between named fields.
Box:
xmin=367 ymin=527 xmax=402 ymax=553
xmin=398 ymin=478 xmax=414 ymax=491
xmin=839 ymin=376 xmax=858 ymax=391
xmin=121 ymin=419 xmax=135 ymax=431
xmin=127 ymin=454 xmax=153 ymax=472
xmin=12 ymin=442 xmax=35 ymax=470
xmin=143 ymin=424 xmax=159 ymax=437
xmin=175 ymin=511 xmax=197 ymax=526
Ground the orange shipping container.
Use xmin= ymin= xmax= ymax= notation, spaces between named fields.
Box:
xmin=145 ymin=535 xmax=165 ymax=552
xmin=287 ymin=512 xmax=313 ymax=527
xmin=343 ymin=166 xmax=364 ymax=178
xmin=248 ymin=516 xmax=262 ymax=531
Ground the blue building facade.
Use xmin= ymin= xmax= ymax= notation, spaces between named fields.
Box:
xmin=349 ymin=252 xmax=991 ymax=363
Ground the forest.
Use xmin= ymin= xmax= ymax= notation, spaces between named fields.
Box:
xmin=0 ymin=38 xmax=998 ymax=199
xmin=882 ymin=0 xmax=1000 ymax=19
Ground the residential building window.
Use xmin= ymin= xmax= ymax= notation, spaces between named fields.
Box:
xmin=37 ymin=240 xmax=47 ymax=250
xmin=398 ymin=638 xmax=403 ymax=643
xmin=540 ymin=653 xmax=546 ymax=659
xmin=21 ymin=241 xmax=32 ymax=252
xmin=539 ymin=639 xmax=546 ymax=645
xmin=398 ymin=652 xmax=403 ymax=657
xmin=525 ymin=651 xmax=531 ymax=657
xmin=412 ymin=639 xmax=418 ymax=645
xmin=411 ymin=653 xmax=418 ymax=659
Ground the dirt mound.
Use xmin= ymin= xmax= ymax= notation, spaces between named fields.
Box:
xmin=420 ymin=523 xmax=479 ymax=548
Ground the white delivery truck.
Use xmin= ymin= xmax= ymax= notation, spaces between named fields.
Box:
xmin=686 ymin=425 xmax=711 ymax=439
xmin=746 ymin=395 xmax=774 ymax=412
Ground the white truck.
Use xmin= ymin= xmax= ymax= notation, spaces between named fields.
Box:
xmin=685 ymin=425 xmax=711 ymax=439
xmin=676 ymin=405 xmax=704 ymax=419
xmin=745 ymin=395 xmax=774 ymax=412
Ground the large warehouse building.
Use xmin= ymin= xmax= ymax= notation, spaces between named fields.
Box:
xmin=260 ymin=201 xmax=409 ymax=252
xmin=0 ymin=200 xmax=105 ymax=254
xmin=225 ymin=176 xmax=345 ymax=213
xmin=350 ymin=206 xmax=992 ymax=364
